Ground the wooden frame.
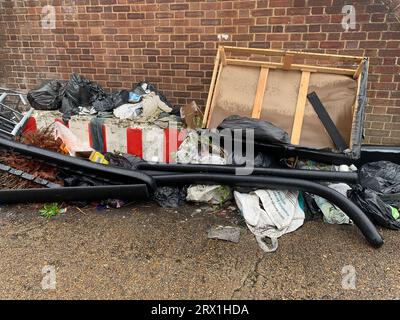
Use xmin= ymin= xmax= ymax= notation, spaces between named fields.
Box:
xmin=203 ymin=46 xmax=367 ymax=148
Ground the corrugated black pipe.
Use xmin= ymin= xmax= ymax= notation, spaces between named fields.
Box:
xmin=0 ymin=137 xmax=157 ymax=191
xmin=137 ymin=163 xmax=359 ymax=184
xmin=0 ymin=184 xmax=149 ymax=204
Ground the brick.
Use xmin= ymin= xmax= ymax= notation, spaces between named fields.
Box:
xmin=1 ymin=0 xmax=399 ymax=146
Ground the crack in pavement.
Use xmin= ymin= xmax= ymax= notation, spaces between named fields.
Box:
xmin=231 ymin=252 xmax=265 ymax=299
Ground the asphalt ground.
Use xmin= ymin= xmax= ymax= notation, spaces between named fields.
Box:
xmin=0 ymin=202 xmax=398 ymax=299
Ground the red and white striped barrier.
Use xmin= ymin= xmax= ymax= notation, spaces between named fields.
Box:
xmin=24 ymin=111 xmax=186 ymax=163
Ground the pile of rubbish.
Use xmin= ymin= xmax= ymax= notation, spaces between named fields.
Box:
xmin=27 ymin=74 xmax=181 ymax=125
xmin=0 ymin=116 xmax=398 ymax=252
xmin=0 ymin=70 xmax=398 ymax=254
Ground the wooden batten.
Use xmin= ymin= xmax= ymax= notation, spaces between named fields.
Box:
xmin=202 ymin=48 xmax=221 ymax=128
xmin=223 ymin=46 xmax=364 ymax=63
xmin=225 ymin=58 xmax=356 ymax=76
xmin=251 ymin=67 xmax=269 ymax=119
xmin=206 ymin=62 xmax=224 ymax=128
xmin=290 ymin=71 xmax=311 ymax=145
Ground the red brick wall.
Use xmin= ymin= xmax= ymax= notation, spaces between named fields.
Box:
xmin=0 ymin=0 xmax=399 ymax=145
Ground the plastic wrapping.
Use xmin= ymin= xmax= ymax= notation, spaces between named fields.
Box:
xmin=152 ymin=186 xmax=186 ymax=208
xmin=218 ymin=115 xmax=290 ymax=145
xmin=359 ymin=161 xmax=400 ymax=194
xmin=348 ymin=186 xmax=400 ymax=230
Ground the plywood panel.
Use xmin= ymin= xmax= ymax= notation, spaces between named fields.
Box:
xmin=260 ymin=69 xmax=302 ymax=137
xmin=208 ymin=65 xmax=260 ymax=128
xmin=300 ymin=73 xmax=357 ymax=149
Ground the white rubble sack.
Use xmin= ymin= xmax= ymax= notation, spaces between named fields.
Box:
xmin=234 ymin=190 xmax=305 ymax=253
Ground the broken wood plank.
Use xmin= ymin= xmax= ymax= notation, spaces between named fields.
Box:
xmin=225 ymin=59 xmax=356 ymax=76
xmin=206 ymin=62 xmax=224 ymax=128
xmin=353 ymin=59 xmax=364 ymax=79
xmin=251 ymin=67 xmax=269 ymax=119
xmin=291 ymin=71 xmax=311 ymax=145
xmin=220 ymin=46 xmax=227 ymax=66
xmin=223 ymin=46 xmax=364 ymax=62
xmin=202 ymin=49 xmax=221 ymax=128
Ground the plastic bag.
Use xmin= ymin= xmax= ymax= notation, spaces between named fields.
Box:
xmin=234 ymin=189 xmax=305 ymax=252
xmin=314 ymin=183 xmax=353 ymax=225
xmin=27 ymin=80 xmax=65 ymax=110
xmin=54 ymin=121 xmax=92 ymax=156
xmin=299 ymin=192 xmax=323 ymax=221
xmin=359 ymin=161 xmax=400 ymax=194
xmin=105 ymin=153 xmax=143 ymax=169
xmin=348 ymin=185 xmax=400 ymax=230
xmin=113 ymin=103 xmax=143 ymax=119
xmin=218 ymin=115 xmax=290 ymax=145
xmin=186 ymin=185 xmax=232 ymax=205
xmin=92 ymin=90 xmax=129 ymax=113
xmin=135 ymin=81 xmax=172 ymax=108
xmin=153 ymin=186 xmax=187 ymax=208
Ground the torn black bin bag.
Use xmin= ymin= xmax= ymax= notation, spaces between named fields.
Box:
xmin=92 ymin=90 xmax=129 ymax=113
xmin=307 ymin=91 xmax=348 ymax=152
xmin=105 ymin=152 xmax=143 ymax=170
xmin=348 ymin=185 xmax=400 ymax=230
xmin=27 ymin=80 xmax=65 ymax=110
xmin=60 ymin=74 xmax=93 ymax=121
xmin=60 ymin=73 xmax=109 ymax=121
xmin=152 ymin=186 xmax=187 ymax=208
xmin=359 ymin=161 xmax=400 ymax=207
xmin=218 ymin=115 xmax=290 ymax=145
xmin=359 ymin=161 xmax=400 ymax=194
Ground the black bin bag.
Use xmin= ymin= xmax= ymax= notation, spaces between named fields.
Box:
xmin=348 ymin=186 xmax=400 ymax=230
xmin=359 ymin=161 xmax=400 ymax=194
xmin=218 ymin=115 xmax=290 ymax=145
xmin=27 ymin=80 xmax=65 ymax=110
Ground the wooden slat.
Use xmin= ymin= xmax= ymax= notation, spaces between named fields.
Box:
xmin=251 ymin=67 xmax=269 ymax=119
xmin=353 ymin=59 xmax=364 ymax=79
xmin=202 ymin=49 xmax=221 ymax=127
xmin=220 ymin=46 xmax=227 ymax=66
xmin=206 ymin=63 xmax=224 ymax=128
xmin=226 ymin=58 xmax=356 ymax=76
xmin=291 ymin=71 xmax=311 ymax=145
xmin=223 ymin=46 xmax=364 ymax=62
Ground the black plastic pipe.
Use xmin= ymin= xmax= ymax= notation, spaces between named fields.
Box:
xmin=0 ymin=137 xmax=157 ymax=191
xmin=136 ymin=162 xmax=359 ymax=184
xmin=0 ymin=184 xmax=149 ymax=204
xmin=153 ymin=173 xmax=383 ymax=248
